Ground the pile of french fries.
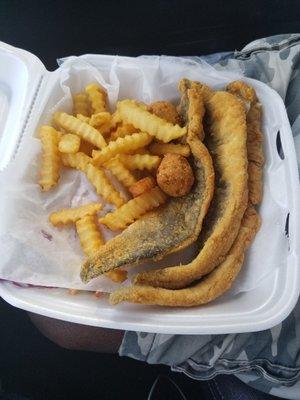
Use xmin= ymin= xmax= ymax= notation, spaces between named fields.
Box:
xmin=38 ymin=83 xmax=190 ymax=285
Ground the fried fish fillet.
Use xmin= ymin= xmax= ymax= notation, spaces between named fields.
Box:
xmin=80 ymin=93 xmax=214 ymax=283
xmin=110 ymin=206 xmax=260 ymax=306
xmin=133 ymin=88 xmax=248 ymax=289
xmin=227 ymin=81 xmax=264 ymax=205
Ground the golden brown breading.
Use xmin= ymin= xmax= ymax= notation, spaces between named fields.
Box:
xmin=178 ymin=81 xmax=208 ymax=141
xmin=133 ymin=89 xmax=248 ymax=289
xmin=157 ymin=154 xmax=194 ymax=197
xmin=80 ymin=91 xmax=214 ymax=283
xmin=226 ymin=80 xmax=258 ymax=104
xmin=148 ymin=101 xmax=181 ymax=125
xmin=129 ymin=177 xmax=156 ymax=198
xmin=110 ymin=206 xmax=261 ymax=306
xmin=178 ymin=78 xmax=214 ymax=104
xmin=227 ymin=81 xmax=264 ymax=205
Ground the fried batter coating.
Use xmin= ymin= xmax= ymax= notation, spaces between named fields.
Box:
xmin=129 ymin=177 xmax=156 ymax=198
xmin=148 ymin=101 xmax=181 ymax=125
xmin=134 ymin=85 xmax=248 ymax=289
xmin=110 ymin=206 xmax=260 ymax=306
xmin=157 ymin=154 xmax=194 ymax=197
xmin=227 ymin=81 xmax=264 ymax=205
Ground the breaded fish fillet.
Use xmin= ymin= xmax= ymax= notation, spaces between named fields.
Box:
xmin=110 ymin=206 xmax=260 ymax=306
xmin=80 ymin=92 xmax=214 ymax=283
xmin=227 ymin=81 xmax=264 ymax=205
xmin=134 ymin=88 xmax=248 ymax=289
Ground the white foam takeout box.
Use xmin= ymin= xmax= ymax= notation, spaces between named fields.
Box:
xmin=0 ymin=41 xmax=299 ymax=335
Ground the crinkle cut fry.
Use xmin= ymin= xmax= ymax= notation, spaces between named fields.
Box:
xmin=226 ymin=80 xmax=264 ymax=205
xmin=80 ymin=89 xmax=214 ymax=284
xmin=99 ymin=187 xmax=167 ymax=231
xmin=110 ymin=206 xmax=261 ymax=306
xmin=92 ymin=132 xmax=152 ymax=166
xmin=39 ymin=126 xmax=61 ymax=191
xmin=73 ymin=93 xmax=90 ymax=117
xmin=86 ymin=83 xmax=107 ymax=113
xmin=76 ymin=216 xmax=127 ymax=283
xmin=117 ymin=99 xmax=187 ymax=143
xmin=85 ymin=163 xmax=125 ymax=208
xmin=133 ymin=88 xmax=248 ymax=289
xmin=49 ymin=203 xmax=102 ymax=226
xmin=54 ymin=112 xmax=107 ymax=149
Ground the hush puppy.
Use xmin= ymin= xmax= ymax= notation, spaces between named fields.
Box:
xmin=157 ymin=153 xmax=194 ymax=197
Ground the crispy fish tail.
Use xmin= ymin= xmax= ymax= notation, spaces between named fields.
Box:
xmin=110 ymin=206 xmax=261 ymax=306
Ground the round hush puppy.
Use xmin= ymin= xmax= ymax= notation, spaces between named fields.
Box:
xmin=148 ymin=101 xmax=181 ymax=125
xmin=157 ymin=153 xmax=194 ymax=197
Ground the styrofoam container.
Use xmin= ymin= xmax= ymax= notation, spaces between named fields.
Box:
xmin=0 ymin=41 xmax=299 ymax=334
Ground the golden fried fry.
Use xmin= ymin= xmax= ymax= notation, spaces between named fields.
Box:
xmin=89 ymin=112 xmax=111 ymax=127
xmin=54 ymin=112 xmax=106 ymax=149
xmin=129 ymin=177 xmax=156 ymax=198
xmin=76 ymin=215 xmax=128 ymax=283
xmin=76 ymin=215 xmax=104 ymax=257
xmin=85 ymin=163 xmax=125 ymax=208
xmin=149 ymin=143 xmax=190 ymax=157
xmin=117 ymin=154 xmax=160 ymax=171
xmin=148 ymin=101 xmax=181 ymax=125
xmin=58 ymin=134 xmax=81 ymax=154
xmin=61 ymin=152 xmax=92 ymax=172
xmin=92 ymin=133 xmax=152 ymax=166
xmin=76 ymin=114 xmax=91 ymax=124
xmin=39 ymin=126 xmax=61 ymax=191
xmin=126 ymin=147 xmax=150 ymax=155
xmin=117 ymin=99 xmax=186 ymax=142
xmin=99 ymin=186 xmax=167 ymax=231
xmin=49 ymin=203 xmax=102 ymax=226
xmin=157 ymin=154 xmax=194 ymax=197
xmin=109 ymin=124 xmax=137 ymax=141
xmin=73 ymin=93 xmax=90 ymax=117
xmin=86 ymin=83 xmax=107 ymax=113
xmin=110 ymin=206 xmax=260 ymax=306
xmin=79 ymin=140 xmax=96 ymax=157
xmin=104 ymin=158 xmax=136 ymax=188
xmin=89 ymin=112 xmax=113 ymax=137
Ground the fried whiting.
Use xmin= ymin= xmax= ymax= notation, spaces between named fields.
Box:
xmin=80 ymin=91 xmax=214 ymax=283
xmin=109 ymin=206 xmax=261 ymax=306
xmin=134 ymin=85 xmax=248 ymax=289
xmin=227 ymin=81 xmax=264 ymax=205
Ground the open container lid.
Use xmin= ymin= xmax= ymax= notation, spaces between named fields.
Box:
xmin=0 ymin=41 xmax=45 ymax=171
xmin=0 ymin=41 xmax=299 ymax=334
